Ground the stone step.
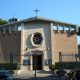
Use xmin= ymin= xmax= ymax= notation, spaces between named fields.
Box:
xmin=17 ymin=70 xmax=56 ymax=77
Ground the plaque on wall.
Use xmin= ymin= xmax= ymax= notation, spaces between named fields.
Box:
xmin=44 ymin=59 xmax=52 ymax=66
xmin=23 ymin=60 xmax=30 ymax=65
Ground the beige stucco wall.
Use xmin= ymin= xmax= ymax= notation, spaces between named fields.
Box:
xmin=21 ymin=22 xmax=52 ymax=71
xmin=0 ymin=31 xmax=21 ymax=63
xmin=52 ymin=30 xmax=78 ymax=63
xmin=0 ymin=20 xmax=78 ymax=73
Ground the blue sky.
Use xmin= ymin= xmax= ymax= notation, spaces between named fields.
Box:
xmin=0 ymin=0 xmax=80 ymax=44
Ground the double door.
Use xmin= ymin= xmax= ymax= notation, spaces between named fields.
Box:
xmin=33 ymin=55 xmax=43 ymax=70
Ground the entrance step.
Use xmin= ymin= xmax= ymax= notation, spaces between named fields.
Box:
xmin=18 ymin=70 xmax=33 ymax=75
xmin=17 ymin=70 xmax=55 ymax=77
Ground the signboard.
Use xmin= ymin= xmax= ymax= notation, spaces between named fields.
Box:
xmin=23 ymin=60 xmax=30 ymax=65
xmin=44 ymin=59 xmax=52 ymax=65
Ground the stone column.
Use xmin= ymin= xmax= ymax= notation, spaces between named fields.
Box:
xmin=76 ymin=26 xmax=79 ymax=33
xmin=3 ymin=27 xmax=5 ymax=34
xmin=20 ymin=23 xmax=24 ymax=70
xmin=20 ymin=23 xmax=24 ymax=30
xmin=63 ymin=25 xmax=65 ymax=32
xmin=31 ymin=55 xmax=33 ymax=70
xmin=14 ymin=24 xmax=17 ymax=33
xmin=43 ymin=50 xmax=49 ymax=71
xmin=9 ymin=26 xmax=11 ymax=34
xmin=50 ymin=22 xmax=54 ymax=64
xmin=69 ymin=26 xmax=71 ymax=32
xmin=57 ymin=24 xmax=59 ymax=32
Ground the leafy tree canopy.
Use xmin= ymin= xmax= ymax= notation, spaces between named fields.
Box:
xmin=0 ymin=19 xmax=8 ymax=25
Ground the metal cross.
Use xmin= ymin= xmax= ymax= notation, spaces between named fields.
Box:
xmin=34 ymin=8 xmax=40 ymax=17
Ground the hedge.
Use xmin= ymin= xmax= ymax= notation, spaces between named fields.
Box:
xmin=0 ymin=63 xmax=20 ymax=70
xmin=49 ymin=62 xmax=80 ymax=70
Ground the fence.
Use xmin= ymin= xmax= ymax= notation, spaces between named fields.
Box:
xmin=59 ymin=52 xmax=80 ymax=62
xmin=58 ymin=52 xmax=80 ymax=69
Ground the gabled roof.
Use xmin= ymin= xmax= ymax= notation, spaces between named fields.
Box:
xmin=0 ymin=16 xmax=80 ymax=27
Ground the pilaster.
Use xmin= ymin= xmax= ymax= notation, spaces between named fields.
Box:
xmin=14 ymin=24 xmax=17 ymax=33
xmin=3 ymin=27 xmax=5 ymax=34
xmin=50 ymin=22 xmax=54 ymax=64
xmin=20 ymin=22 xmax=24 ymax=70
xmin=9 ymin=26 xmax=11 ymax=34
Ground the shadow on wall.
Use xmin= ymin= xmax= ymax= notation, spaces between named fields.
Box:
xmin=0 ymin=31 xmax=21 ymax=63
xmin=26 ymin=34 xmax=34 ymax=49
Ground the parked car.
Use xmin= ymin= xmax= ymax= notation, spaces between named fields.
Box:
xmin=0 ymin=70 xmax=13 ymax=80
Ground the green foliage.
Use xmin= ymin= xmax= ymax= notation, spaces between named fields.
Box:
xmin=49 ymin=62 xmax=80 ymax=70
xmin=0 ymin=19 xmax=8 ymax=25
xmin=49 ymin=65 xmax=55 ymax=70
xmin=0 ymin=63 xmax=20 ymax=70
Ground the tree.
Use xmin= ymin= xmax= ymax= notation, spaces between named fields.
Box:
xmin=0 ymin=19 xmax=8 ymax=25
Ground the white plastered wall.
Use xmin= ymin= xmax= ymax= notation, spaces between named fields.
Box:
xmin=21 ymin=21 xmax=52 ymax=71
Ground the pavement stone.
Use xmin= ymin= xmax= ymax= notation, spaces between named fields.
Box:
xmin=13 ymin=70 xmax=68 ymax=80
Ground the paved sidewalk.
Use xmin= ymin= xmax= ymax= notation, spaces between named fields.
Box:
xmin=13 ymin=70 xmax=67 ymax=80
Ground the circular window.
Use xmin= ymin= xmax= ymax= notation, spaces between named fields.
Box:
xmin=31 ymin=32 xmax=43 ymax=47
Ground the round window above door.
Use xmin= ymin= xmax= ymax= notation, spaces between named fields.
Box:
xmin=31 ymin=32 xmax=43 ymax=47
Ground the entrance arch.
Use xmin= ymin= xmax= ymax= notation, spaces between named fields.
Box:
xmin=32 ymin=50 xmax=43 ymax=70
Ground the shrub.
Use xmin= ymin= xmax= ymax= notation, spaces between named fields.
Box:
xmin=49 ymin=65 xmax=55 ymax=70
xmin=55 ymin=62 xmax=80 ymax=69
xmin=0 ymin=63 xmax=20 ymax=70
xmin=49 ymin=62 xmax=80 ymax=70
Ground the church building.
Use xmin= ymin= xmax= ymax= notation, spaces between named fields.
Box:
xmin=0 ymin=16 xmax=80 ymax=73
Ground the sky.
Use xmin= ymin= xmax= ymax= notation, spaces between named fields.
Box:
xmin=0 ymin=0 xmax=80 ymax=44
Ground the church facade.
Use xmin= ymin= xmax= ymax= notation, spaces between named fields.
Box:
xmin=0 ymin=16 xmax=80 ymax=73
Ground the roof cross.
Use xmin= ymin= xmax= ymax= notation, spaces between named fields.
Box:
xmin=34 ymin=8 xmax=40 ymax=17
